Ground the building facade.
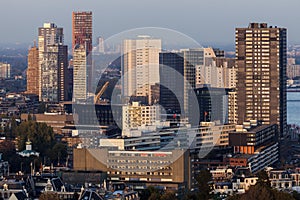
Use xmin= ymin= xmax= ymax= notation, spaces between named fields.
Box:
xmin=73 ymin=45 xmax=87 ymax=101
xmin=122 ymin=101 xmax=160 ymax=132
xmin=72 ymin=11 xmax=93 ymax=93
xmin=38 ymin=23 xmax=69 ymax=102
xmin=122 ymin=36 xmax=161 ymax=105
xmin=228 ymin=122 xmax=279 ymax=173
xmin=72 ymin=11 xmax=93 ymax=53
xmin=0 ymin=63 xmax=10 ymax=79
xmin=40 ymin=44 xmax=68 ymax=102
xmin=26 ymin=43 xmax=39 ymax=96
xmin=236 ymin=23 xmax=287 ymax=135
xmin=159 ymin=51 xmax=184 ymax=115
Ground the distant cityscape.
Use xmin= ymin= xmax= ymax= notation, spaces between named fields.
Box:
xmin=1 ymin=10 xmax=300 ymax=200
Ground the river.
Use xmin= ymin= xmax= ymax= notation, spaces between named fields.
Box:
xmin=288 ymin=92 xmax=300 ymax=125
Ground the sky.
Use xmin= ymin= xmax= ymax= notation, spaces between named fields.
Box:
xmin=0 ymin=0 xmax=299 ymax=46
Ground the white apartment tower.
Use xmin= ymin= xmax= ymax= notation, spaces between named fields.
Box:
xmin=73 ymin=44 xmax=87 ymax=101
xmin=122 ymin=36 xmax=161 ymax=104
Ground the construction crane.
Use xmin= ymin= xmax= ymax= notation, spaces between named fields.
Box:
xmin=94 ymin=81 xmax=109 ymax=104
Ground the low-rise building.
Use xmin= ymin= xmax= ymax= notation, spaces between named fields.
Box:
xmin=228 ymin=122 xmax=279 ymax=173
xmin=21 ymin=113 xmax=74 ymax=134
xmin=73 ymin=148 xmax=190 ymax=194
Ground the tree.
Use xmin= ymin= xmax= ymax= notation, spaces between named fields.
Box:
xmin=196 ymin=169 xmax=213 ymax=200
xmin=256 ymin=170 xmax=271 ymax=188
xmin=16 ymin=121 xmax=55 ymax=157
xmin=47 ymin=142 xmax=68 ymax=165
xmin=73 ymin=192 xmax=79 ymax=200
xmin=39 ymin=192 xmax=61 ymax=200
xmin=161 ymin=191 xmax=176 ymax=200
xmin=140 ymin=186 xmax=161 ymax=200
xmin=292 ymin=191 xmax=300 ymax=200
xmin=38 ymin=102 xmax=47 ymax=113
xmin=183 ymin=192 xmax=198 ymax=200
xmin=0 ymin=140 xmax=16 ymax=159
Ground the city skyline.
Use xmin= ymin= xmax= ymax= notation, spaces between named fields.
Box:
xmin=1 ymin=0 xmax=300 ymax=46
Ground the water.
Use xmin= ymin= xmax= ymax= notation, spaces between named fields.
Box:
xmin=287 ymin=92 xmax=300 ymax=125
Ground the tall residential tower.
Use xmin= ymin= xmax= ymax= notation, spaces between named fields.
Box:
xmin=72 ymin=11 xmax=93 ymax=53
xmin=38 ymin=23 xmax=69 ymax=102
xmin=72 ymin=11 xmax=93 ymax=95
xmin=122 ymin=36 xmax=161 ymax=105
xmin=236 ymin=23 xmax=287 ymax=135
xmin=26 ymin=42 xmax=39 ymax=95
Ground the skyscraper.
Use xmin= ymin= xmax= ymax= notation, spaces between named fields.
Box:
xmin=122 ymin=36 xmax=161 ymax=104
xmin=72 ymin=11 xmax=93 ymax=53
xmin=26 ymin=42 xmax=39 ymax=95
xmin=159 ymin=51 xmax=184 ymax=115
xmin=181 ymin=49 xmax=204 ymax=117
xmin=73 ymin=44 xmax=87 ymax=101
xmin=40 ymin=44 xmax=68 ymax=102
xmin=38 ymin=23 xmax=69 ymax=102
xmin=236 ymin=23 xmax=287 ymax=135
xmin=72 ymin=11 xmax=93 ymax=94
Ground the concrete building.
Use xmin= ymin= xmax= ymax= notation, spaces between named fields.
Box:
xmin=73 ymin=148 xmax=190 ymax=193
xmin=26 ymin=43 xmax=39 ymax=96
xmin=189 ymin=87 xmax=229 ymax=125
xmin=181 ymin=49 xmax=204 ymax=117
xmin=122 ymin=36 xmax=161 ymax=105
xmin=73 ymin=44 xmax=87 ymax=101
xmin=266 ymin=168 xmax=300 ymax=189
xmin=72 ymin=11 xmax=93 ymax=93
xmin=122 ymin=102 xmax=160 ymax=133
xmin=97 ymin=36 xmax=105 ymax=53
xmin=40 ymin=44 xmax=68 ymax=102
xmin=72 ymin=11 xmax=93 ymax=54
xmin=228 ymin=122 xmax=279 ymax=173
xmin=287 ymin=64 xmax=300 ymax=79
xmin=159 ymin=51 xmax=184 ymax=116
xmin=228 ymin=90 xmax=237 ymax=124
xmin=21 ymin=113 xmax=74 ymax=134
xmin=236 ymin=23 xmax=287 ymax=136
xmin=38 ymin=23 xmax=69 ymax=102
xmin=0 ymin=63 xmax=10 ymax=79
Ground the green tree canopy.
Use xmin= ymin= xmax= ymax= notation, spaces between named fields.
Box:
xmin=196 ymin=169 xmax=213 ymax=200
xmin=16 ymin=120 xmax=55 ymax=156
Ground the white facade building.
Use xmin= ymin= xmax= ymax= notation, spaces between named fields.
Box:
xmin=122 ymin=36 xmax=161 ymax=104
xmin=0 ymin=63 xmax=10 ymax=79
xmin=73 ymin=44 xmax=87 ymax=101
xmin=122 ymin=102 xmax=160 ymax=135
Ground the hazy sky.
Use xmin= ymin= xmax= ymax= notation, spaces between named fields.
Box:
xmin=1 ymin=0 xmax=299 ymax=46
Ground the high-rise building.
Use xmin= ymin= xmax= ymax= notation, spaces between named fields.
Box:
xmin=181 ymin=49 xmax=204 ymax=117
xmin=159 ymin=48 xmax=236 ymax=124
xmin=73 ymin=44 xmax=87 ymax=101
xmin=40 ymin=44 xmax=68 ymax=102
xmin=38 ymin=23 xmax=66 ymax=102
xmin=26 ymin=42 xmax=39 ymax=95
xmin=72 ymin=11 xmax=93 ymax=93
xmin=236 ymin=23 xmax=287 ymax=135
xmin=122 ymin=36 xmax=161 ymax=104
xmin=190 ymin=87 xmax=229 ymax=124
xmin=72 ymin=11 xmax=93 ymax=53
xmin=159 ymin=52 xmax=184 ymax=115
xmin=98 ymin=36 xmax=105 ymax=54
xmin=0 ymin=63 xmax=10 ymax=79
xmin=196 ymin=48 xmax=236 ymax=89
